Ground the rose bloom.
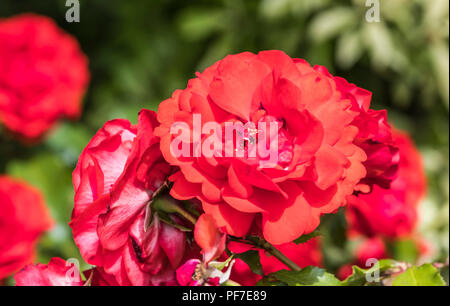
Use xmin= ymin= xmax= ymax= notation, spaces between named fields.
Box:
xmin=346 ymin=129 xmax=426 ymax=238
xmin=155 ymin=50 xmax=393 ymax=245
xmin=70 ymin=110 xmax=186 ymax=286
xmin=0 ymin=13 xmax=89 ymax=140
xmin=333 ymin=76 xmax=399 ymax=191
xmin=0 ymin=176 xmax=53 ymax=281
xmin=229 ymin=238 xmax=322 ymax=286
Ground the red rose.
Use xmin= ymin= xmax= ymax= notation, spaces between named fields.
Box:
xmin=229 ymin=238 xmax=322 ymax=286
xmin=156 ymin=50 xmax=369 ymax=245
xmin=0 ymin=13 xmax=89 ymax=140
xmin=346 ymin=129 xmax=426 ymax=238
xmin=0 ymin=176 xmax=53 ymax=280
xmin=70 ymin=110 xmax=186 ymax=286
xmin=324 ymin=73 xmax=399 ymax=191
xmin=14 ymin=257 xmax=83 ymax=286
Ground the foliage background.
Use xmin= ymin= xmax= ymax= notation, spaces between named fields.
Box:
xmin=0 ymin=0 xmax=448 ymax=281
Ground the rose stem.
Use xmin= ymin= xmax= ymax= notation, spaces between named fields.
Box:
xmin=172 ymin=204 xmax=198 ymax=225
xmin=152 ymin=181 xmax=198 ymax=225
xmin=231 ymin=236 xmax=302 ymax=272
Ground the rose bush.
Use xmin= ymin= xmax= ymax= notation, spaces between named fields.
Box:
xmin=9 ymin=49 xmax=442 ymax=287
xmin=0 ymin=13 xmax=89 ymax=140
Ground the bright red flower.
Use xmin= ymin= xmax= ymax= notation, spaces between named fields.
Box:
xmin=229 ymin=238 xmax=322 ymax=286
xmin=14 ymin=257 xmax=83 ymax=286
xmin=0 ymin=176 xmax=53 ymax=280
xmin=346 ymin=129 xmax=426 ymax=238
xmin=332 ymin=76 xmax=399 ymax=191
xmin=70 ymin=110 xmax=186 ymax=286
xmin=156 ymin=50 xmax=369 ymax=245
xmin=0 ymin=13 xmax=89 ymax=140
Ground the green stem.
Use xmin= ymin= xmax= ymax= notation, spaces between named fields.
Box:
xmin=182 ymin=201 xmax=201 ymax=217
xmin=151 ymin=181 xmax=198 ymax=225
xmin=154 ymin=199 xmax=197 ymax=225
xmin=172 ymin=204 xmax=197 ymax=225
xmin=231 ymin=236 xmax=302 ymax=272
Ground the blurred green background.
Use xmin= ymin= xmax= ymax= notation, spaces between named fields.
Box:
xmin=0 ymin=0 xmax=448 ymax=276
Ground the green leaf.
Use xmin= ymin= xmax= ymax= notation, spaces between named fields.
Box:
xmin=46 ymin=122 xmax=92 ymax=166
xmin=336 ymin=30 xmax=363 ymax=69
xmin=259 ymin=267 xmax=341 ymax=286
xmin=341 ymin=259 xmax=396 ymax=286
xmin=177 ymin=8 xmax=225 ymax=41
xmin=293 ymin=230 xmax=321 ymax=244
xmin=255 ymin=277 xmax=285 ymax=286
xmin=386 ymin=239 xmax=419 ymax=263
xmin=234 ymin=250 xmax=264 ymax=276
xmin=439 ymin=265 xmax=449 ymax=285
xmin=156 ymin=211 xmax=192 ymax=232
xmin=209 ymin=255 xmax=234 ymax=271
xmin=392 ymin=264 xmax=446 ymax=286
xmin=6 ymin=153 xmax=74 ymax=223
xmin=308 ymin=7 xmax=357 ymax=43
xmin=429 ymin=42 xmax=449 ymax=109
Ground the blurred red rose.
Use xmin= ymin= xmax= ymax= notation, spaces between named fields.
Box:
xmin=156 ymin=50 xmax=376 ymax=245
xmin=346 ymin=129 xmax=426 ymax=238
xmin=70 ymin=110 xmax=186 ymax=286
xmin=15 ymin=257 xmax=83 ymax=286
xmin=0 ymin=176 xmax=53 ymax=280
xmin=0 ymin=13 xmax=89 ymax=140
xmin=229 ymin=238 xmax=322 ymax=286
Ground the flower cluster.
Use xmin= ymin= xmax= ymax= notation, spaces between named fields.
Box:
xmin=13 ymin=50 xmax=419 ymax=286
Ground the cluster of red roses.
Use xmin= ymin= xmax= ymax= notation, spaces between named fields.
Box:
xmin=0 ymin=14 xmax=427 ymax=286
